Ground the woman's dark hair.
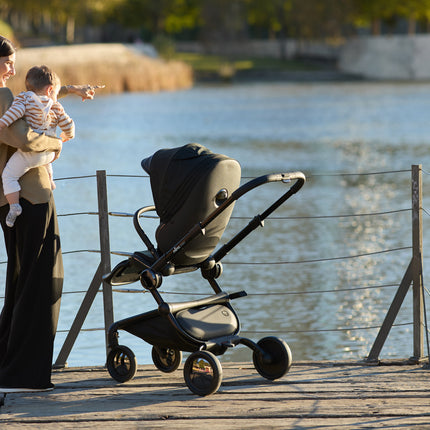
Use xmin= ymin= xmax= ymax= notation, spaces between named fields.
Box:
xmin=0 ymin=36 xmax=15 ymax=58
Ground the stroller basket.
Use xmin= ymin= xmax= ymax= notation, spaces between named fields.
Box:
xmin=104 ymin=143 xmax=305 ymax=396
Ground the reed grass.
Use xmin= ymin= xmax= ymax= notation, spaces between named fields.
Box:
xmin=8 ymin=43 xmax=193 ymax=95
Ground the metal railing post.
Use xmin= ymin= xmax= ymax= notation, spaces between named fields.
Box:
xmin=53 ymin=263 xmax=104 ymax=368
xmin=97 ymin=170 xmax=114 ymax=358
xmin=411 ymin=164 xmax=424 ymax=361
xmin=54 ymin=171 xmax=114 ymax=368
xmin=366 ymin=165 xmax=425 ymax=363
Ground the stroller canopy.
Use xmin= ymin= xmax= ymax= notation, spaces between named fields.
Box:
xmin=142 ymin=143 xmax=241 ymax=266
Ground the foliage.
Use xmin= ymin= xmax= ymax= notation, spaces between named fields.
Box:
xmin=242 ymin=0 xmax=356 ymax=58
xmin=173 ymin=52 xmax=320 ymax=73
xmin=152 ymin=34 xmax=176 ymax=59
xmin=1 ymin=0 xmax=430 ymax=44
xmin=0 ymin=20 xmax=14 ymax=42
xmin=106 ymin=0 xmax=201 ymax=35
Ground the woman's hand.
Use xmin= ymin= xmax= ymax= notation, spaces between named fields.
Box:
xmin=66 ymin=84 xmax=105 ymax=101
xmin=52 ymin=140 xmax=63 ymax=162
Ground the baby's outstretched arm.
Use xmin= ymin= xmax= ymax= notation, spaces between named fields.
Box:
xmin=61 ymin=84 xmax=105 ymax=101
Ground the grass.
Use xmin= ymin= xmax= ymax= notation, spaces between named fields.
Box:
xmin=172 ymin=52 xmax=322 ymax=78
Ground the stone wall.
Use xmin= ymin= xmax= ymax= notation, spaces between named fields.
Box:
xmin=338 ymin=35 xmax=430 ymax=80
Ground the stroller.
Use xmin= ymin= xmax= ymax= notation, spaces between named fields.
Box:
xmin=104 ymin=143 xmax=305 ymax=396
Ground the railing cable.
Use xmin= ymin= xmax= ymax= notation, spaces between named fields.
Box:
xmin=242 ymin=322 xmax=414 ymax=334
xmin=225 ymin=246 xmax=412 ymax=265
xmin=0 ymin=245 xmax=413 ymax=266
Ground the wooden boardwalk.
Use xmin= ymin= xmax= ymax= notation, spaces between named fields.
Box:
xmin=1 ymin=360 xmax=430 ymax=429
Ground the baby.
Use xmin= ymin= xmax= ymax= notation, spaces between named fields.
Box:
xmin=0 ymin=65 xmax=75 ymax=227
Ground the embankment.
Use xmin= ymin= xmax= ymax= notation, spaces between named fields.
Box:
xmin=338 ymin=34 xmax=430 ymax=80
xmin=10 ymin=43 xmax=193 ymax=94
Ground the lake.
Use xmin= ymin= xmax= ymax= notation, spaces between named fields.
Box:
xmin=1 ymin=81 xmax=429 ymax=367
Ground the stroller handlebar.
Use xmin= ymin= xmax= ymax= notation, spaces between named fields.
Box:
xmin=211 ymin=171 xmax=306 ymax=263
xmin=268 ymin=171 xmax=306 ymax=182
xmin=131 ymin=171 xmax=306 ymax=275
xmin=267 ymin=171 xmax=306 ymax=193
xmin=232 ymin=171 xmax=306 ymax=201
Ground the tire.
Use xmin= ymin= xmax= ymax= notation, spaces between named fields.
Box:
xmin=107 ymin=345 xmax=137 ymax=383
xmin=183 ymin=350 xmax=223 ymax=396
xmin=252 ymin=336 xmax=292 ymax=380
xmin=152 ymin=346 xmax=182 ymax=373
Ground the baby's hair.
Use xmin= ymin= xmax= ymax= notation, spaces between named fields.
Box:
xmin=25 ymin=65 xmax=61 ymax=92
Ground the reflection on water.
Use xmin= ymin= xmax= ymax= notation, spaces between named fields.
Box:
xmin=1 ymin=81 xmax=429 ymax=366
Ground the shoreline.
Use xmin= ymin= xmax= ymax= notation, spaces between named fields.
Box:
xmin=9 ymin=43 xmax=194 ymax=94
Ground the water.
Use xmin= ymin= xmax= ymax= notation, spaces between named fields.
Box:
xmin=1 ymin=81 xmax=429 ymax=367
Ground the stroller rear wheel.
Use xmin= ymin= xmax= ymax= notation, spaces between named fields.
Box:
xmin=252 ymin=336 xmax=292 ymax=380
xmin=183 ymin=351 xmax=222 ymax=396
xmin=152 ymin=346 xmax=182 ymax=373
xmin=107 ymin=345 xmax=137 ymax=383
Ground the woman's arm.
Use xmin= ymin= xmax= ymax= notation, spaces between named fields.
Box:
xmin=0 ymin=88 xmax=61 ymax=153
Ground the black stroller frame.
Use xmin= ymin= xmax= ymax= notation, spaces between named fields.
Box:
xmin=104 ymin=147 xmax=305 ymax=396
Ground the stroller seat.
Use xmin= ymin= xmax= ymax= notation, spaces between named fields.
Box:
xmin=106 ymin=142 xmax=241 ymax=286
xmin=104 ymin=143 xmax=306 ymax=396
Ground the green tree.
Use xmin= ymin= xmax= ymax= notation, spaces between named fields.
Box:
xmin=108 ymin=0 xmax=201 ymax=39
xmin=393 ymin=0 xmax=430 ymax=33
xmin=199 ymin=0 xmax=248 ymax=46
xmin=351 ymin=0 xmax=430 ymax=35
xmin=3 ymin=0 xmax=430 ymax=46
xmin=245 ymin=0 xmax=356 ymax=58
xmin=1 ymin=0 xmax=120 ymax=43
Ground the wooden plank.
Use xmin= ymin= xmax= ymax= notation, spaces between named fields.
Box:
xmin=4 ymin=417 xmax=430 ymax=430
xmin=1 ymin=362 xmax=430 ymax=429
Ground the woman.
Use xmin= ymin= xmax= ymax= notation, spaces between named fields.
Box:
xmin=0 ymin=36 xmax=101 ymax=392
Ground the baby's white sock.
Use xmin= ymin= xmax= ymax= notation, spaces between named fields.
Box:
xmin=6 ymin=203 xmax=22 ymax=228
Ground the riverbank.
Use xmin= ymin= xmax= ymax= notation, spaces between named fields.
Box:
xmin=10 ymin=43 xmax=193 ymax=94
xmin=173 ymin=50 xmax=358 ymax=82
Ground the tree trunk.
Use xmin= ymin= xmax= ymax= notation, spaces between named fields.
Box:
xmin=408 ymin=17 xmax=416 ymax=35
xmin=371 ymin=19 xmax=381 ymax=35
xmin=66 ymin=17 xmax=75 ymax=44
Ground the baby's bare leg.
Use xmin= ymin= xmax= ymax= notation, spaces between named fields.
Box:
xmin=6 ymin=191 xmax=19 ymax=205
xmin=45 ymin=164 xmax=56 ymax=190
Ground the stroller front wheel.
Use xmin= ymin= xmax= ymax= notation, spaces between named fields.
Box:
xmin=152 ymin=346 xmax=182 ymax=373
xmin=107 ymin=345 xmax=137 ymax=383
xmin=252 ymin=336 xmax=292 ymax=380
xmin=183 ymin=350 xmax=222 ymax=396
